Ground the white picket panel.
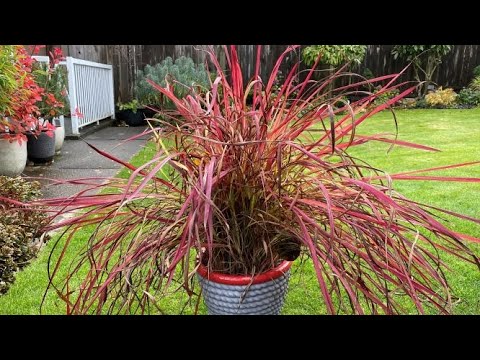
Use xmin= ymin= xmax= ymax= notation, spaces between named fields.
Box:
xmin=34 ymin=55 xmax=115 ymax=135
xmin=32 ymin=55 xmax=51 ymax=63
xmin=66 ymin=57 xmax=115 ymax=135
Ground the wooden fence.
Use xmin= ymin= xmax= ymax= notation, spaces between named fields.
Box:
xmin=37 ymin=45 xmax=480 ymax=102
xmin=360 ymin=45 xmax=480 ymax=91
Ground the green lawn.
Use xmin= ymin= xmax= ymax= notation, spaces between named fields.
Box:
xmin=286 ymin=109 xmax=480 ymax=315
xmin=1 ymin=109 xmax=479 ymax=314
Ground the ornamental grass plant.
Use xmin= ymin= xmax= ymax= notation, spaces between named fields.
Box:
xmin=13 ymin=45 xmax=480 ymax=315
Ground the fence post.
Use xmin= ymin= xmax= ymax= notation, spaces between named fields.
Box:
xmin=109 ymin=64 xmax=116 ymax=119
xmin=66 ymin=56 xmax=80 ymax=135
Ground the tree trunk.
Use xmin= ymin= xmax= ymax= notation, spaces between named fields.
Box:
xmin=423 ymin=55 xmax=438 ymax=97
xmin=327 ymin=65 xmax=335 ymax=100
xmin=412 ymin=64 xmax=423 ymax=99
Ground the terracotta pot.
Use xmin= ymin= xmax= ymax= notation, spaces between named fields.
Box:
xmin=0 ymin=136 xmax=27 ymax=176
xmin=197 ymin=261 xmax=292 ymax=315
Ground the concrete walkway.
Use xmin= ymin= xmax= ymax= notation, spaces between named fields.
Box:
xmin=24 ymin=126 xmax=150 ymax=199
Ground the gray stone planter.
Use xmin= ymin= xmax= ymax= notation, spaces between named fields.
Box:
xmin=0 ymin=136 xmax=27 ymax=176
xmin=197 ymin=261 xmax=292 ymax=315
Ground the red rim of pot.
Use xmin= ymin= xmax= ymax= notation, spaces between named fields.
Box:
xmin=197 ymin=260 xmax=292 ymax=286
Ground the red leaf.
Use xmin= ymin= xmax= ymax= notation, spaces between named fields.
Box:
xmin=355 ymin=135 xmax=440 ymax=152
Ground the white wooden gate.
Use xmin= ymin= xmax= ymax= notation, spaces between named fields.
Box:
xmin=66 ymin=57 xmax=115 ymax=135
xmin=33 ymin=56 xmax=115 ymax=135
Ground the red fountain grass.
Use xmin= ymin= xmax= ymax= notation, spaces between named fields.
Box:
xmin=12 ymin=45 xmax=480 ymax=315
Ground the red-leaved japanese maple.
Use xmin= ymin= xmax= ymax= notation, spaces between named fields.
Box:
xmin=15 ymin=45 xmax=480 ymax=315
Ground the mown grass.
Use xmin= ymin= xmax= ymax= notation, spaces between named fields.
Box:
xmin=1 ymin=108 xmax=479 ymax=314
xmin=285 ymin=109 xmax=480 ymax=315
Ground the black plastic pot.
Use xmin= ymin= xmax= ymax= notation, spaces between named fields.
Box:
xmin=27 ymin=131 xmax=56 ymax=164
xmin=141 ymin=107 xmax=157 ymax=119
xmin=117 ymin=109 xmax=145 ymax=126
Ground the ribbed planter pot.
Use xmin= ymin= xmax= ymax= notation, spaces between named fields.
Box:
xmin=0 ymin=136 xmax=27 ymax=176
xmin=27 ymin=131 xmax=56 ymax=164
xmin=197 ymin=261 xmax=292 ymax=315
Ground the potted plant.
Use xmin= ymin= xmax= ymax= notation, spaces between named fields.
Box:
xmin=26 ymin=119 xmax=56 ymax=164
xmin=21 ymin=45 xmax=480 ymax=315
xmin=31 ymin=47 xmax=69 ymax=156
xmin=116 ymin=99 xmax=144 ymax=126
xmin=50 ymin=58 xmax=69 ymax=154
xmin=0 ymin=45 xmax=24 ymax=177
xmin=0 ymin=45 xmax=43 ymax=176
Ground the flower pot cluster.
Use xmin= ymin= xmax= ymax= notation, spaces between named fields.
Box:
xmin=0 ymin=46 xmax=69 ymax=176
